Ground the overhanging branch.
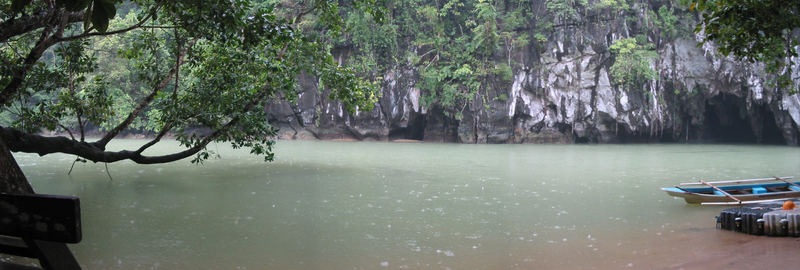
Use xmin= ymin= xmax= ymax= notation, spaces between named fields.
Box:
xmin=0 ymin=10 xmax=85 ymax=43
xmin=93 ymin=38 xmax=197 ymax=149
xmin=56 ymin=10 xmax=158 ymax=43
xmin=1 ymin=82 xmax=270 ymax=165
xmin=0 ymin=126 xmax=203 ymax=164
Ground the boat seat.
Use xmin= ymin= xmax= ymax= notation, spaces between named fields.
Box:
xmin=752 ymin=186 xmax=767 ymax=194
xmin=790 ymin=186 xmax=800 ymax=191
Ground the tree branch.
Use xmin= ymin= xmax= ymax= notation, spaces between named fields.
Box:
xmin=0 ymin=9 xmax=62 ymax=109
xmin=1 ymin=125 xmax=202 ymax=164
xmin=1 ymin=81 xmax=271 ymax=165
xmin=134 ymin=122 xmax=173 ymax=154
xmin=56 ymin=10 xmax=157 ymax=43
xmin=0 ymin=5 xmax=161 ymax=109
xmin=0 ymin=10 xmax=86 ymax=43
xmin=93 ymin=38 xmax=197 ymax=149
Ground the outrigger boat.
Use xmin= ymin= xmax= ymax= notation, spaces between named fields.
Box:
xmin=662 ymin=176 xmax=800 ymax=205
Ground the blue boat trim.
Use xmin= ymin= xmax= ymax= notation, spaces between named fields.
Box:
xmin=661 ymin=181 xmax=800 ymax=194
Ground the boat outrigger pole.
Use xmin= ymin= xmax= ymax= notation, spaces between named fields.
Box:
xmin=775 ymin=176 xmax=800 ymax=189
xmin=663 ymin=176 xmax=800 ymax=204
xmin=699 ymin=180 xmax=741 ymax=204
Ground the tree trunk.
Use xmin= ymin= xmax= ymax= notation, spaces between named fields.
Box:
xmin=0 ymin=137 xmax=34 ymax=194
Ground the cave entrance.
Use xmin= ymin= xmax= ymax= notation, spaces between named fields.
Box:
xmin=613 ymin=123 xmax=675 ymax=143
xmin=755 ymin=104 xmax=785 ymax=144
xmin=573 ymin=135 xmax=590 ymax=143
xmin=388 ymin=114 xmax=426 ymax=141
xmin=701 ymin=94 xmax=785 ymax=144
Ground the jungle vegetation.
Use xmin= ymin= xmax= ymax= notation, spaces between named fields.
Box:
xmin=1 ymin=0 xmax=796 ymax=192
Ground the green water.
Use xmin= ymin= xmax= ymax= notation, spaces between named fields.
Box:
xmin=13 ymin=141 xmax=800 ymax=269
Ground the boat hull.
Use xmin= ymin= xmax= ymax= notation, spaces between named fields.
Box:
xmin=662 ymin=181 xmax=800 ymax=204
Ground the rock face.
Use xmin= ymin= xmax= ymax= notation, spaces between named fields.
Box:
xmin=268 ymin=8 xmax=800 ymax=146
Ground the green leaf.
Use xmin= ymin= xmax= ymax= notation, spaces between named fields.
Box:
xmin=91 ymin=0 xmax=117 ymax=33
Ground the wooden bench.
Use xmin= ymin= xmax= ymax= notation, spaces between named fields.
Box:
xmin=0 ymin=193 xmax=82 ymax=270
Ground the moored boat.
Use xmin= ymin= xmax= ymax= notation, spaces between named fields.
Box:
xmin=662 ymin=176 xmax=800 ymax=204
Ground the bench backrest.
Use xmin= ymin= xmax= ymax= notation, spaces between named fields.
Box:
xmin=0 ymin=193 xmax=81 ymax=243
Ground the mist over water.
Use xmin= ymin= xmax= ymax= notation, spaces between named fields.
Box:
xmin=14 ymin=140 xmax=800 ymax=269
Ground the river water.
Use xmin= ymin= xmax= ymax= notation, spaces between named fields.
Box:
xmin=13 ymin=141 xmax=800 ymax=269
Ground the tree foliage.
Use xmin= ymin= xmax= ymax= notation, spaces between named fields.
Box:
xmin=0 ymin=0 xmax=383 ymax=165
xmin=609 ymin=37 xmax=657 ymax=88
xmin=332 ymin=0 xmax=693 ymax=120
xmin=546 ymin=0 xmax=588 ymax=22
xmin=381 ymin=0 xmax=543 ymax=119
xmin=394 ymin=0 xmax=500 ymax=119
xmin=690 ymin=0 xmax=800 ymax=93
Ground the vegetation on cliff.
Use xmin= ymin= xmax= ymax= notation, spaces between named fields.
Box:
xmin=330 ymin=0 xmax=690 ymax=119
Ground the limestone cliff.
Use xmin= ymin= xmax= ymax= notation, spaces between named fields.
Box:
xmin=267 ymin=3 xmax=800 ymax=145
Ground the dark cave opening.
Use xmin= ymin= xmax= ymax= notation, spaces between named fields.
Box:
xmin=388 ymin=114 xmax=426 ymax=141
xmin=700 ymin=94 xmax=785 ymax=144
xmin=595 ymin=112 xmax=677 ymax=143
xmin=754 ymin=105 xmax=786 ymax=144
xmin=614 ymin=124 xmax=677 ymax=143
xmin=574 ymin=135 xmax=590 ymax=143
